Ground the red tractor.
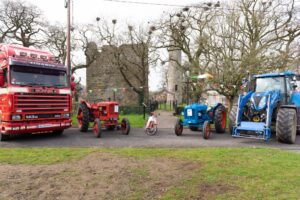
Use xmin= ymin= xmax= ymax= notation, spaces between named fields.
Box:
xmin=77 ymin=100 xmax=130 ymax=138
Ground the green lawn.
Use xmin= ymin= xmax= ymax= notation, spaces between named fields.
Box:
xmin=0 ymin=147 xmax=299 ymax=199
xmin=119 ymin=114 xmax=146 ymax=128
xmin=72 ymin=114 xmax=146 ymax=128
xmin=0 ymin=148 xmax=97 ymax=165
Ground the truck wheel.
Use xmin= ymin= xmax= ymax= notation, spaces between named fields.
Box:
xmin=214 ymin=105 xmax=227 ymax=133
xmin=93 ymin=119 xmax=102 ymax=138
xmin=0 ymin=134 xmax=9 ymax=141
xmin=121 ymin=118 xmax=130 ymax=135
xmin=77 ymin=103 xmax=89 ymax=132
xmin=276 ymin=108 xmax=297 ymax=144
xmin=203 ymin=121 xmax=211 ymax=139
xmin=174 ymin=118 xmax=183 ymax=136
xmin=53 ymin=129 xmax=64 ymax=136
xmin=189 ymin=126 xmax=198 ymax=131
xmin=229 ymin=104 xmax=238 ymax=134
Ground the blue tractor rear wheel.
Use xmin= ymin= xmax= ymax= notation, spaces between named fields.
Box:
xmin=214 ymin=105 xmax=227 ymax=133
xmin=276 ymin=108 xmax=297 ymax=144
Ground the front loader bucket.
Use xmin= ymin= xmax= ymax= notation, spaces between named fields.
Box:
xmin=232 ymin=121 xmax=271 ymax=141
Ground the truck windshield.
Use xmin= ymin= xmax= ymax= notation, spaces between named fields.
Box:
xmin=10 ymin=65 xmax=67 ymax=87
xmin=255 ymin=77 xmax=285 ymax=93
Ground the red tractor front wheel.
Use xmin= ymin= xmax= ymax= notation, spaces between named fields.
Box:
xmin=93 ymin=119 xmax=102 ymax=138
xmin=121 ymin=118 xmax=130 ymax=135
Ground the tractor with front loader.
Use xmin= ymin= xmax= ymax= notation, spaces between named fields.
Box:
xmin=230 ymin=72 xmax=300 ymax=144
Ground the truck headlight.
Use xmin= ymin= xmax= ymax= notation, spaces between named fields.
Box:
xmin=12 ymin=115 xmax=21 ymax=120
xmin=64 ymin=113 xmax=70 ymax=118
xmin=258 ymin=96 xmax=267 ymax=109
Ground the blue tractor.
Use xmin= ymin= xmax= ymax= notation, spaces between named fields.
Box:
xmin=174 ymin=103 xmax=227 ymax=139
xmin=230 ymin=72 xmax=300 ymax=144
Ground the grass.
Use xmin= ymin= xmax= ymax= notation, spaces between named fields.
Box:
xmin=120 ymin=114 xmax=147 ymax=128
xmin=1 ymin=147 xmax=300 ymax=199
xmin=0 ymin=148 xmax=97 ymax=165
xmin=103 ymin=148 xmax=300 ymax=200
xmin=71 ymin=114 xmax=146 ymax=128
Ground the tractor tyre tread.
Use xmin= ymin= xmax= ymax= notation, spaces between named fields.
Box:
xmin=79 ymin=104 xmax=90 ymax=132
xmin=276 ymin=108 xmax=297 ymax=144
xmin=229 ymin=104 xmax=238 ymax=134
xmin=121 ymin=118 xmax=130 ymax=135
xmin=214 ymin=105 xmax=226 ymax=133
xmin=174 ymin=118 xmax=183 ymax=136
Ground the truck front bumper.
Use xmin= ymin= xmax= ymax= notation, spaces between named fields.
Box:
xmin=0 ymin=119 xmax=72 ymax=135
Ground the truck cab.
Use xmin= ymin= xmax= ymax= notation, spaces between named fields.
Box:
xmin=0 ymin=44 xmax=72 ymax=141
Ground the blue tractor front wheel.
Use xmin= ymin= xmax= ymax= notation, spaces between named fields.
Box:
xmin=174 ymin=118 xmax=183 ymax=136
xmin=203 ymin=121 xmax=211 ymax=139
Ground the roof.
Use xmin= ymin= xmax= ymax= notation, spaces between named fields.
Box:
xmin=253 ymin=72 xmax=295 ymax=78
xmin=0 ymin=44 xmax=65 ymax=69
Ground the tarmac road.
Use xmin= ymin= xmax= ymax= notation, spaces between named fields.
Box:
xmin=1 ymin=127 xmax=300 ymax=152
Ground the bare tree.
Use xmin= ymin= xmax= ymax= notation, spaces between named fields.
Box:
xmin=71 ymin=24 xmax=98 ymax=74
xmin=205 ymin=0 xmax=300 ymax=106
xmin=94 ymin=19 xmax=158 ymax=104
xmin=0 ymin=0 xmax=45 ymax=47
xmin=155 ymin=4 xmax=220 ymax=101
xmin=44 ymin=23 xmax=68 ymax=64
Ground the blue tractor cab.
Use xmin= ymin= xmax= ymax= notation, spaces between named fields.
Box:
xmin=175 ymin=103 xmax=227 ymax=139
xmin=230 ymin=72 xmax=300 ymax=143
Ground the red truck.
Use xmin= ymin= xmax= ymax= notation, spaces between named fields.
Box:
xmin=0 ymin=44 xmax=72 ymax=141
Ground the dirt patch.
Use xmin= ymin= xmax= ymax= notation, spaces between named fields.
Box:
xmin=197 ymin=182 xmax=234 ymax=200
xmin=0 ymin=153 xmax=201 ymax=200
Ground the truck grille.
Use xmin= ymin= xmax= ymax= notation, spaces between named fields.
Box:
xmin=14 ymin=93 xmax=69 ymax=113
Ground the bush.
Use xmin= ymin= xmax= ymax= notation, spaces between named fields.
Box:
xmin=119 ymin=106 xmax=144 ymax=115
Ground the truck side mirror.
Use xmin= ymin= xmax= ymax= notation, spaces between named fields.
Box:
xmin=0 ymin=69 xmax=5 ymax=87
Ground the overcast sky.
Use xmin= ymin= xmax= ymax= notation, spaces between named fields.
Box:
xmin=26 ymin=0 xmax=218 ymax=91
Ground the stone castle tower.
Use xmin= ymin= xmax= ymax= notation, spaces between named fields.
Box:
xmin=86 ymin=42 xmax=149 ymax=106
xmin=166 ymin=41 xmax=183 ymax=104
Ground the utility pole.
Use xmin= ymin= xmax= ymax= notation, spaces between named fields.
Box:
xmin=65 ymin=0 xmax=71 ymax=87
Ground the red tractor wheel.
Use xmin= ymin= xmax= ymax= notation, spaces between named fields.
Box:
xmin=77 ymin=103 xmax=89 ymax=132
xmin=174 ymin=118 xmax=183 ymax=136
xmin=121 ymin=118 xmax=130 ymax=135
xmin=93 ymin=119 xmax=102 ymax=138
xmin=203 ymin=121 xmax=211 ymax=139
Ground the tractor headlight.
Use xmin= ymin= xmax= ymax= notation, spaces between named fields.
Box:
xmin=64 ymin=113 xmax=70 ymax=118
xmin=12 ymin=114 xmax=21 ymax=121
xmin=258 ymin=96 xmax=267 ymax=109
